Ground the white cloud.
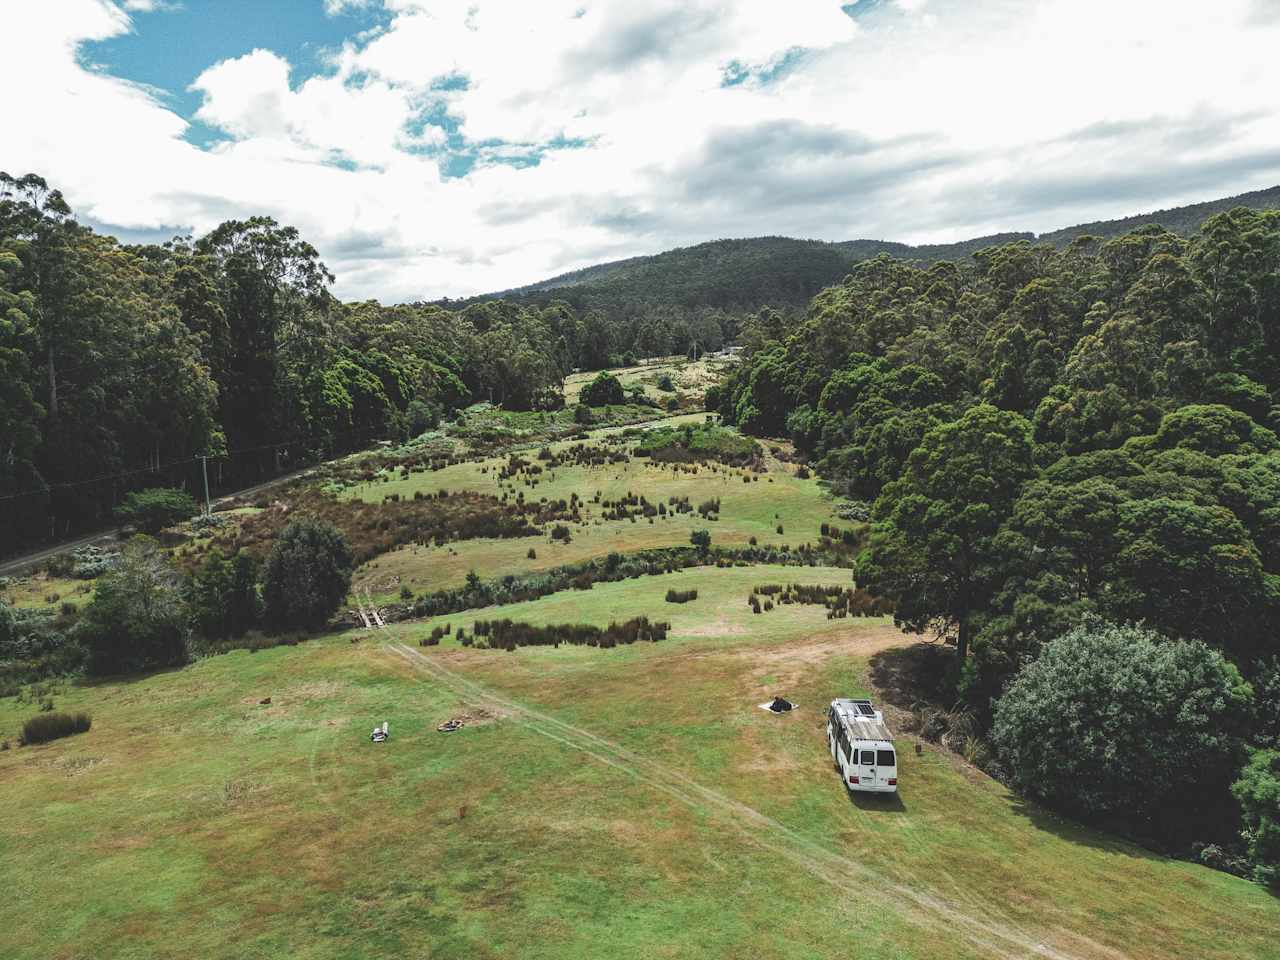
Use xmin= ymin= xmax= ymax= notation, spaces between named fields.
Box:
xmin=3 ymin=0 xmax=1280 ymax=302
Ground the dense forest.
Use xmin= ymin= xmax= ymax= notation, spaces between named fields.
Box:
xmin=0 ymin=173 xmax=730 ymax=557
xmin=451 ymin=185 xmax=1280 ymax=328
xmin=717 ymin=209 xmax=1280 ymax=697
xmin=715 ymin=208 xmax=1280 ymax=846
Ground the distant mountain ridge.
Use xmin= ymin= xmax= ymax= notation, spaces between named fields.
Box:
xmin=448 ymin=184 xmax=1280 ymax=314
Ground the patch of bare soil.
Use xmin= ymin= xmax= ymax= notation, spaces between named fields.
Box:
xmin=729 ymin=623 xmax=917 ymax=688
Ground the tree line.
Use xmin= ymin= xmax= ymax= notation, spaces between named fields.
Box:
xmin=0 ymin=172 xmax=717 ymax=557
xmin=716 ymin=210 xmax=1280 ymax=878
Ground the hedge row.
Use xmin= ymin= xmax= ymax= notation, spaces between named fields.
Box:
xmin=394 ymin=543 xmax=857 ymax=625
xmin=467 ymin=616 xmax=669 ymax=651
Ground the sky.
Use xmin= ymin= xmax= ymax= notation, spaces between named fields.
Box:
xmin=4 ymin=0 xmax=1280 ymax=303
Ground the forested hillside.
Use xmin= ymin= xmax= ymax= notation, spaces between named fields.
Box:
xmin=717 ymin=206 xmax=1280 ymax=721
xmin=0 ymin=173 xmax=724 ymax=557
xmin=459 ymin=185 xmax=1280 ymax=325
xmin=715 ymin=207 xmax=1280 ymax=868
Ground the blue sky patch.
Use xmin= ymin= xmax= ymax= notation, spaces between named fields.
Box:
xmin=85 ymin=0 xmax=390 ymax=147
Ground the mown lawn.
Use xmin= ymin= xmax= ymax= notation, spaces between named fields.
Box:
xmin=2 ymin=566 xmax=1276 ymax=960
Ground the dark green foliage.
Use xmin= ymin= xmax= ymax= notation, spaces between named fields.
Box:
xmin=992 ymin=622 xmax=1253 ymax=833
xmin=188 ymin=548 xmax=259 ymax=642
xmin=19 ymin=710 xmax=90 ymax=745
xmin=471 ymin=616 xmax=669 ymax=651
xmin=114 ymin=488 xmax=197 ymax=534
xmin=665 ymin=588 xmax=698 ymax=603
xmin=860 ymin=404 xmax=1036 ymax=663
xmin=0 ymin=602 xmax=85 ymax=686
xmin=632 ymin=424 xmax=758 ymax=465
xmin=656 ymin=373 xmax=676 ymax=392
xmin=750 ymin=583 xmax=889 ymax=618
xmin=690 ymin=529 xmax=711 ymax=551
xmin=1231 ymin=749 xmax=1280 ymax=887
xmin=76 ymin=536 xmax=186 ymax=675
xmin=580 ymin=371 xmax=625 ymax=406
xmin=261 ymin=519 xmax=354 ymax=632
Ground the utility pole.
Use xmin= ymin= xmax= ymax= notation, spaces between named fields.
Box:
xmin=200 ymin=455 xmax=212 ymax=517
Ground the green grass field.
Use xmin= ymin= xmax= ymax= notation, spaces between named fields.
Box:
xmin=2 ymin=565 xmax=1277 ymax=959
xmin=562 ymin=356 xmax=735 ymax=405
xmin=346 ymin=423 xmax=842 ymax=602
xmin=0 ymin=573 xmax=95 ymax=611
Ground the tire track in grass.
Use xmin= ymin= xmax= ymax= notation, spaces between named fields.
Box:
xmin=384 ymin=639 xmax=1124 ymax=960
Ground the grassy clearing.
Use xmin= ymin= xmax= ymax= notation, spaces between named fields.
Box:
xmin=0 ymin=573 xmax=95 ymax=610
xmin=1 ymin=566 xmax=1275 ymax=959
xmin=563 ymin=356 xmax=735 ymax=406
xmin=349 ymin=441 xmax=843 ymax=601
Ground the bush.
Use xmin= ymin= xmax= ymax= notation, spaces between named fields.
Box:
xmin=573 ymin=403 xmax=594 ymax=424
xmin=527 ymin=547 xmax=537 ymax=559
xmin=581 ymin=372 xmax=625 ymax=406
xmin=188 ymin=548 xmax=260 ymax=642
xmin=1232 ymin=749 xmax=1280 ymax=888
xmin=261 ymin=519 xmax=355 ymax=632
xmin=69 ymin=545 xmax=119 ymax=579
xmin=665 ymin=588 xmax=698 ymax=603
xmin=690 ymin=529 xmax=711 ymax=551
xmin=657 ymin=373 xmax=676 ymax=392
xmin=992 ymin=621 xmax=1253 ymax=830
xmin=471 ymin=616 xmax=668 ymax=651
xmin=114 ymin=488 xmax=198 ymax=534
xmin=77 ymin=536 xmax=186 ymax=675
xmin=19 ymin=711 xmax=91 ymax=745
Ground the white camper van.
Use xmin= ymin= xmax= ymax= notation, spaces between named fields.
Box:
xmin=827 ymin=698 xmax=897 ymax=793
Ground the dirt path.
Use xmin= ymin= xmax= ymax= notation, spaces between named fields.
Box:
xmin=383 ymin=636 xmax=1125 ymax=960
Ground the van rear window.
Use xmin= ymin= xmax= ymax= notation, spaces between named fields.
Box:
xmin=877 ymin=750 xmax=896 ymax=767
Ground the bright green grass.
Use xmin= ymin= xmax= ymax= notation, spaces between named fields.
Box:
xmin=0 ymin=574 xmax=95 ymax=610
xmin=2 ymin=566 xmax=1276 ymax=959
xmin=348 ymin=436 xmax=843 ymax=600
xmin=563 ymin=356 xmax=734 ymax=405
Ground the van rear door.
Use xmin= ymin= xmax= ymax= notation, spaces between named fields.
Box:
xmin=876 ymin=747 xmax=897 ymax=788
xmin=857 ymin=747 xmax=877 ymax=787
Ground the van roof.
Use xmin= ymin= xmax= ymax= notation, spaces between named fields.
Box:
xmin=831 ymin=698 xmax=894 ymax=742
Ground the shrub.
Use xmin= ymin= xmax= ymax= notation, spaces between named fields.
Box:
xmin=573 ymin=403 xmax=594 ymax=424
xmin=188 ymin=548 xmax=260 ymax=642
xmin=581 ymin=372 xmax=625 ymax=406
xmin=19 ymin=711 xmax=91 ymax=745
xmin=657 ymin=373 xmax=676 ymax=392
xmin=690 ymin=529 xmax=711 ymax=551
xmin=471 ymin=616 xmax=668 ymax=651
xmin=77 ymin=536 xmax=187 ymax=675
xmin=665 ymin=588 xmax=698 ymax=603
xmin=261 ymin=519 xmax=355 ymax=632
xmin=550 ymin=524 xmax=572 ymax=542
xmin=527 ymin=547 xmax=537 ymax=559
xmin=69 ymin=545 xmax=119 ymax=579
xmin=114 ymin=488 xmax=198 ymax=534
xmin=1232 ymin=749 xmax=1280 ymax=888
xmin=992 ymin=621 xmax=1253 ymax=830
xmin=399 ymin=585 xmax=414 ymax=601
